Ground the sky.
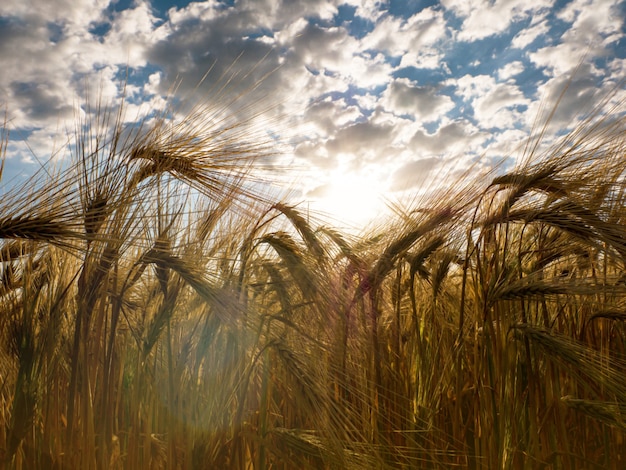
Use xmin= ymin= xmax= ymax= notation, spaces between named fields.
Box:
xmin=1 ymin=0 xmax=625 ymax=229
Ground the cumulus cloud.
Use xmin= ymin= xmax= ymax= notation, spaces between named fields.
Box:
xmin=390 ymin=157 xmax=440 ymax=191
xmin=497 ymin=61 xmax=525 ymax=81
xmin=453 ymin=74 xmax=529 ymax=129
xmin=381 ymin=78 xmax=455 ymax=122
xmin=342 ymin=0 xmax=386 ymax=22
xmin=291 ymin=22 xmax=393 ymax=87
xmin=511 ymin=18 xmax=550 ymax=49
xmin=442 ymin=0 xmax=552 ymax=42
xmin=0 ymin=0 xmax=164 ymax=130
xmin=483 ymin=128 xmax=532 ymax=160
xmin=524 ymin=70 xmax=604 ymax=133
xmin=304 ymin=97 xmax=362 ymax=137
xmin=558 ymin=0 xmax=623 ymax=44
xmin=528 ymin=0 xmax=623 ymax=76
xmin=360 ymin=7 xmax=448 ymax=71
xmin=0 ymin=0 xmax=109 ymax=31
xmin=361 ymin=7 xmax=447 ymax=54
xmin=410 ymin=119 xmax=488 ymax=156
xmin=326 ymin=120 xmax=396 ymax=158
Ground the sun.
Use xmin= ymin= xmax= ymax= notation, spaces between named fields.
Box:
xmin=308 ymin=169 xmax=388 ymax=229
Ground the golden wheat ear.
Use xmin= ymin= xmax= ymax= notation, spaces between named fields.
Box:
xmin=3 ymin=53 xmax=626 ymax=468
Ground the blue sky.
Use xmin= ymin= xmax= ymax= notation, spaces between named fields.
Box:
xmin=0 ymin=0 xmax=625 ymax=227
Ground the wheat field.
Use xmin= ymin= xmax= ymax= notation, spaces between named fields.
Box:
xmin=1 ymin=81 xmax=626 ymax=469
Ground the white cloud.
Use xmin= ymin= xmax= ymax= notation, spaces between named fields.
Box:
xmin=360 ymin=7 xmax=448 ymax=71
xmin=442 ymin=0 xmax=552 ymax=41
xmin=524 ymin=70 xmax=604 ymax=134
xmin=0 ymin=0 xmax=109 ymax=31
xmin=528 ymin=42 xmax=589 ymax=77
xmin=558 ymin=0 xmax=623 ymax=43
xmin=402 ymin=49 xmax=448 ymax=70
xmin=342 ymin=0 xmax=387 ymax=22
xmin=361 ymin=7 xmax=447 ymax=54
xmin=0 ymin=0 xmax=166 ymax=132
xmin=294 ymin=141 xmax=334 ymax=169
xmin=354 ymin=93 xmax=378 ymax=111
xmin=511 ymin=18 xmax=549 ymax=49
xmin=291 ymin=23 xmax=392 ymax=87
xmin=453 ymin=74 xmax=529 ymax=129
xmin=529 ymin=0 xmax=624 ymax=76
xmin=497 ymin=61 xmax=525 ymax=81
xmin=106 ymin=1 xmax=160 ymax=42
xmin=607 ymin=58 xmax=626 ymax=79
xmin=238 ymin=0 xmax=339 ymax=28
xmin=483 ymin=128 xmax=532 ymax=160
xmin=166 ymin=1 xmax=224 ymax=25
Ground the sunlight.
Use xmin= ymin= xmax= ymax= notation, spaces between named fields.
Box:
xmin=310 ymin=170 xmax=388 ymax=229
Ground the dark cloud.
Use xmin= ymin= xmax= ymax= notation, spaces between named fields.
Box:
xmin=292 ymin=22 xmax=348 ymax=67
xmin=9 ymin=81 xmax=73 ymax=123
xmin=303 ymin=98 xmax=361 ymax=136
xmin=410 ymin=119 xmax=487 ymax=155
xmin=0 ymin=17 xmax=31 ymax=51
xmin=382 ymin=79 xmax=454 ymax=121
xmin=233 ymin=0 xmax=339 ymax=29
xmin=148 ymin=33 xmax=281 ymax=90
xmin=527 ymin=70 xmax=604 ymax=134
xmin=326 ymin=120 xmax=395 ymax=156
xmin=294 ymin=141 xmax=336 ymax=169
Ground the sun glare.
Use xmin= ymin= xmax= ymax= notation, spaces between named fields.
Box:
xmin=310 ymin=170 xmax=388 ymax=229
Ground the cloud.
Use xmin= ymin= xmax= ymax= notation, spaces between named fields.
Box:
xmin=0 ymin=0 xmax=165 ymax=131
xmin=511 ymin=18 xmax=550 ymax=49
xmin=0 ymin=0 xmax=109 ymax=31
xmin=524 ymin=70 xmax=604 ymax=134
xmin=304 ymin=97 xmax=362 ymax=137
xmin=381 ymin=78 xmax=455 ymax=122
xmin=453 ymin=74 xmax=529 ymax=129
xmin=250 ymin=0 xmax=340 ymax=26
xmin=149 ymin=5 xmax=277 ymax=76
xmin=293 ymin=141 xmax=336 ymax=170
xmin=305 ymin=181 xmax=333 ymax=199
xmin=528 ymin=0 xmax=624 ymax=76
xmin=342 ymin=0 xmax=386 ymax=22
xmin=442 ymin=0 xmax=552 ymax=42
xmin=105 ymin=0 xmax=162 ymax=56
xmin=410 ymin=119 xmax=487 ymax=156
xmin=497 ymin=61 xmax=525 ymax=81
xmin=360 ymin=7 xmax=448 ymax=70
xmin=146 ymin=5 xmax=392 ymax=128
xmin=558 ymin=0 xmax=624 ymax=44
xmin=9 ymin=81 xmax=73 ymax=123
xmin=326 ymin=120 xmax=396 ymax=158
xmin=291 ymin=22 xmax=393 ymax=87
xmin=361 ymin=7 xmax=447 ymax=55
xmin=390 ymin=157 xmax=440 ymax=191
xmin=483 ymin=128 xmax=530 ymax=160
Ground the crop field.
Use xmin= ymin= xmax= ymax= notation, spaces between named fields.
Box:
xmin=1 ymin=84 xmax=626 ymax=469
